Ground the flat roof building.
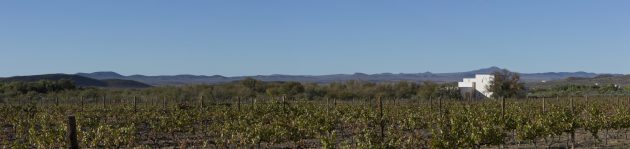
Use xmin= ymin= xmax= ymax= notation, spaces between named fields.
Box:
xmin=458 ymin=74 xmax=494 ymax=99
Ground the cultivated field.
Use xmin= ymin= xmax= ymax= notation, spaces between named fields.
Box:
xmin=1 ymin=96 xmax=630 ymax=148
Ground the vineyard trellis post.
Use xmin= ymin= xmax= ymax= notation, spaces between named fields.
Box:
xmin=102 ymin=95 xmax=106 ymax=109
xmin=280 ymin=95 xmax=285 ymax=110
xmin=67 ymin=115 xmax=79 ymax=149
xmin=133 ymin=96 xmax=137 ymax=112
xmin=585 ymin=95 xmax=589 ymax=105
xmin=570 ymin=97 xmax=574 ymax=114
xmin=571 ymin=130 xmax=575 ymax=149
xmin=439 ymin=97 xmax=443 ymax=118
xmin=616 ymin=96 xmax=620 ymax=107
xmin=392 ymin=98 xmax=396 ymax=107
xmin=282 ymin=95 xmax=285 ymax=103
xmin=237 ymin=97 xmax=241 ymax=111
xmin=501 ymin=97 xmax=505 ymax=120
xmin=462 ymin=97 xmax=472 ymax=107
xmin=429 ymin=96 xmax=433 ymax=111
xmin=556 ymin=96 xmax=559 ymax=103
xmin=199 ymin=95 xmax=203 ymax=109
xmin=210 ymin=95 xmax=214 ymax=106
xmin=326 ymin=97 xmax=329 ymax=108
xmin=570 ymin=96 xmax=576 ymax=149
xmin=80 ymin=96 xmax=84 ymax=111
xmin=542 ymin=97 xmax=546 ymax=113
xmin=162 ymin=96 xmax=167 ymax=111
xmin=377 ymin=96 xmax=385 ymax=147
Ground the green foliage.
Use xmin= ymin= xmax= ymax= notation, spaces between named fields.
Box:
xmin=530 ymin=84 xmax=627 ymax=97
xmin=1 ymin=78 xmax=462 ymax=103
xmin=2 ymin=95 xmax=630 ymax=148
xmin=417 ymin=81 xmax=438 ymax=99
xmin=0 ymin=79 xmax=75 ymax=94
xmin=488 ymin=69 xmax=525 ymax=99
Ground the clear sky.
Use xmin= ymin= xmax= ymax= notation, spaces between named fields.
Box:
xmin=1 ymin=0 xmax=629 ymax=77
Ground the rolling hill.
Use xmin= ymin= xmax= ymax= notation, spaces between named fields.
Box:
xmin=101 ymin=79 xmax=152 ymax=88
xmin=76 ymin=67 xmax=604 ymax=86
xmin=0 ymin=74 xmax=151 ymax=88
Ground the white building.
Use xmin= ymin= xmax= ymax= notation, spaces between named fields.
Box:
xmin=458 ymin=74 xmax=494 ymax=99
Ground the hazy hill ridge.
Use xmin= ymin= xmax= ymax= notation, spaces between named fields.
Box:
xmin=0 ymin=74 xmax=151 ymax=88
xmin=76 ymin=67 xmax=605 ymax=86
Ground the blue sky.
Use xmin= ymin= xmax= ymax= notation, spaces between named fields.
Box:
xmin=1 ymin=0 xmax=629 ymax=77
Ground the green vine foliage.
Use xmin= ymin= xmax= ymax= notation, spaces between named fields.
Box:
xmin=1 ymin=96 xmax=630 ymax=148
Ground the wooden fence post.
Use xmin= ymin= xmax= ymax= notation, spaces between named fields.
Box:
xmin=67 ymin=116 xmax=79 ymax=149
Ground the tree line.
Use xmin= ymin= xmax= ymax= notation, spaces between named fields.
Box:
xmin=0 ymin=78 xmax=463 ymax=102
xmin=0 ymin=69 xmax=536 ymax=102
xmin=528 ymin=83 xmax=629 ymax=97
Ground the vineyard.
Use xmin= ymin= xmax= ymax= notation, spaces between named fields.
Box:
xmin=2 ymin=96 xmax=630 ymax=148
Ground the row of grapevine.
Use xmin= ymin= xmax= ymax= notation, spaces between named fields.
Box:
xmin=1 ymin=96 xmax=630 ymax=148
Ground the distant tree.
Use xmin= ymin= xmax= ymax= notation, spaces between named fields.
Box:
xmin=418 ymin=81 xmax=439 ymax=99
xmin=302 ymin=83 xmax=325 ymax=100
xmin=280 ymin=82 xmax=305 ymax=97
xmin=240 ymin=77 xmax=265 ymax=93
xmin=435 ymin=82 xmax=462 ymax=99
xmin=393 ymin=81 xmax=418 ymax=99
xmin=487 ymin=69 xmax=524 ymax=99
xmin=374 ymin=84 xmax=394 ymax=99
xmin=57 ymin=79 xmax=76 ymax=90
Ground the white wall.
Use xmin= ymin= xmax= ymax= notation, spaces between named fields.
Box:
xmin=458 ymin=74 xmax=494 ymax=98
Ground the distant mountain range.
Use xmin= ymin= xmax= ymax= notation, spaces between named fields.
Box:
xmin=1 ymin=67 xmax=623 ymax=88
xmin=0 ymin=74 xmax=151 ymax=88
xmin=73 ymin=67 xmax=607 ymax=86
xmin=528 ymin=74 xmax=630 ymax=88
